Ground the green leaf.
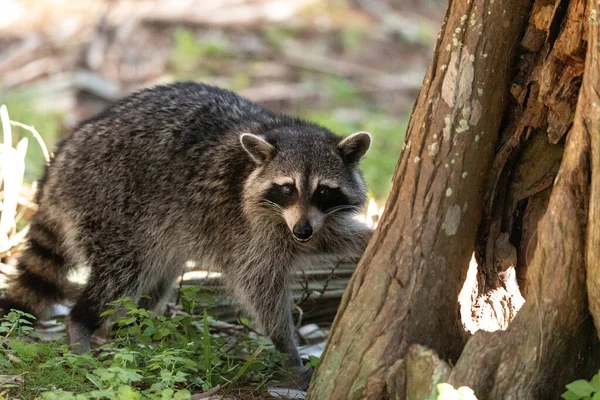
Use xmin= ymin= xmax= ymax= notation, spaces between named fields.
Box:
xmin=139 ymin=335 xmax=152 ymax=345
xmin=100 ymin=309 xmax=117 ymax=317
xmin=99 ymin=370 xmax=115 ymax=381
xmin=118 ymin=317 xmax=137 ymax=326
xmin=173 ymin=390 xmax=191 ymax=400
xmin=86 ymin=373 xmax=102 ymax=389
xmin=562 ymin=390 xmax=583 ymax=400
xmin=591 ymin=372 xmax=600 ymax=391
xmin=307 ymin=355 xmax=320 ymax=368
xmin=116 ymin=385 xmax=142 ymax=399
xmin=566 ymin=380 xmax=596 ymax=398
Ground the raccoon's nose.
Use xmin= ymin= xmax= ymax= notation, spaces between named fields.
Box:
xmin=292 ymin=221 xmax=313 ymax=242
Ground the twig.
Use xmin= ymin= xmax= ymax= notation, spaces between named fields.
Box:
xmin=294 ymin=305 xmax=304 ymax=329
xmin=190 ymin=384 xmax=221 ymax=399
xmin=320 ymin=259 xmax=343 ymax=298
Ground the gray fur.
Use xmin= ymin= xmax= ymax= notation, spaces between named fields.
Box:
xmin=0 ymin=82 xmax=372 ymax=367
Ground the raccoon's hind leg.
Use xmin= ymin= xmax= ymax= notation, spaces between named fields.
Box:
xmin=1 ymin=216 xmax=79 ymax=320
xmin=67 ymin=255 xmax=142 ymax=354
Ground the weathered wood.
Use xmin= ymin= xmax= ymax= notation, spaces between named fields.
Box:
xmin=449 ymin=1 xmax=600 ymax=397
xmin=475 ymin=0 xmax=586 ymax=299
xmin=585 ymin=1 xmax=600 ymax=342
xmin=306 ymin=0 xmax=532 ymax=398
xmin=386 ymin=344 xmax=451 ymax=400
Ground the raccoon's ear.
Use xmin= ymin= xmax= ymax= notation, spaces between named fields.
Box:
xmin=338 ymin=131 xmax=371 ymax=164
xmin=240 ymin=133 xmax=275 ymax=164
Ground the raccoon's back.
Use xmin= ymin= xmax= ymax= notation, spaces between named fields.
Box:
xmin=68 ymin=81 xmax=272 ymax=152
xmin=38 ymin=82 xmax=272 ymax=237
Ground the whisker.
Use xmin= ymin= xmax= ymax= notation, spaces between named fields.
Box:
xmin=326 ymin=205 xmax=360 ymax=215
xmin=259 ymin=200 xmax=284 ymax=215
xmin=260 ymin=200 xmax=283 ymax=210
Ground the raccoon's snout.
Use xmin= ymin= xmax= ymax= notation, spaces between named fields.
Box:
xmin=292 ymin=220 xmax=313 ymax=242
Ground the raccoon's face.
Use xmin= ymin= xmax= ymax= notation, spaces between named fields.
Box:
xmin=240 ymin=127 xmax=371 ymax=243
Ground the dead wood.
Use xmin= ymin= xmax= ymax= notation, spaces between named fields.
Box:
xmin=475 ymin=0 xmax=586 ymax=301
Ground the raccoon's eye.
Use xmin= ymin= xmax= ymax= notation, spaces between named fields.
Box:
xmin=280 ymin=184 xmax=295 ymax=196
xmin=317 ymin=186 xmax=330 ymax=197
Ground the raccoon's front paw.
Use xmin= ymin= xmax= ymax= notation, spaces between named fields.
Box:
xmin=271 ymin=365 xmax=314 ymax=392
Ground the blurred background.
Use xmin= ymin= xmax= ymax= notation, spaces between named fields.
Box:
xmin=0 ymin=0 xmax=445 ymax=204
xmin=0 ymin=0 xmax=447 ymax=359
xmin=0 ymin=0 xmax=446 ymax=320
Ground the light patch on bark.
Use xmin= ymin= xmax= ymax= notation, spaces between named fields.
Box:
xmin=470 ymin=100 xmax=482 ymax=125
xmin=443 ymin=116 xmax=452 ymax=141
xmin=456 ymin=50 xmax=475 ymax=109
xmin=429 ymin=142 xmax=439 ymax=156
xmin=443 ymin=204 xmax=462 ymax=236
xmin=446 ymin=188 xmax=453 ymax=197
xmin=442 ymin=51 xmax=460 ymax=107
xmin=456 ymin=119 xmax=469 ymax=133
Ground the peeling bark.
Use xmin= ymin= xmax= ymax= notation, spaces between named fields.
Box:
xmin=476 ymin=0 xmax=586 ymax=300
xmin=449 ymin=101 xmax=598 ymax=397
xmin=306 ymin=1 xmax=532 ymax=398
xmin=449 ymin=2 xmax=600 ymax=397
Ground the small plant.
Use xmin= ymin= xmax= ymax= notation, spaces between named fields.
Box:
xmin=16 ymin=288 xmax=289 ymax=399
xmin=307 ymin=355 xmax=320 ymax=368
xmin=0 ymin=309 xmax=37 ymax=343
xmin=561 ymin=371 xmax=600 ymax=400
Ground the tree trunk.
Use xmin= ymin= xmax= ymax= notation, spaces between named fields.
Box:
xmin=307 ymin=0 xmax=532 ymax=398
xmin=307 ymin=0 xmax=600 ymax=399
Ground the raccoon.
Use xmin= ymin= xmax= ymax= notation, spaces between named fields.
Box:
xmin=0 ymin=82 xmax=372 ymax=369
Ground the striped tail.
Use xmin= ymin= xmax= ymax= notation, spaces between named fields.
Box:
xmin=0 ymin=217 xmax=80 ymax=320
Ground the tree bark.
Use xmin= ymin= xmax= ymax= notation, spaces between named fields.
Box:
xmin=448 ymin=2 xmax=600 ymax=397
xmin=308 ymin=0 xmax=600 ymax=399
xmin=585 ymin=0 xmax=600 ymax=343
xmin=307 ymin=1 xmax=532 ymax=398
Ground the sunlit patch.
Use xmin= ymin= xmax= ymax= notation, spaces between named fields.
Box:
xmin=353 ymin=198 xmax=383 ymax=229
xmin=180 ymin=270 xmax=222 ymax=281
xmin=459 ymin=253 xmax=525 ymax=334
